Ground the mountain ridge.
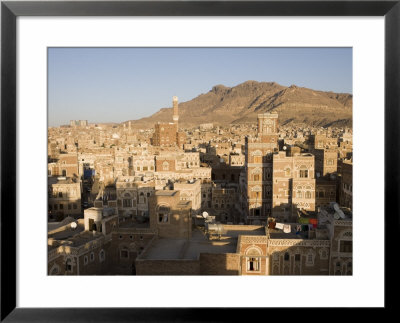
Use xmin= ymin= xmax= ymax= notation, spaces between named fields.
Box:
xmin=127 ymin=80 xmax=352 ymax=128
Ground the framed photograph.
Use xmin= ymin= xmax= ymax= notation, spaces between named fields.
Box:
xmin=1 ymin=0 xmax=397 ymax=321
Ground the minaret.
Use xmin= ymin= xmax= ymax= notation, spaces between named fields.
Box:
xmin=172 ymin=96 xmax=179 ymax=125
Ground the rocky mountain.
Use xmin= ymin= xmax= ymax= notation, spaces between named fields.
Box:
xmin=129 ymin=80 xmax=352 ymax=128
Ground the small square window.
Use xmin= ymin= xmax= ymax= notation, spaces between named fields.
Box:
xmin=120 ymin=250 xmax=129 ymax=259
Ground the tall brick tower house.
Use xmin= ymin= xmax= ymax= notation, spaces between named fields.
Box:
xmin=243 ymin=113 xmax=279 ymax=224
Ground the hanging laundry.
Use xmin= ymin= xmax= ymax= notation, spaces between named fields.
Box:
xmin=283 ymin=224 xmax=291 ymax=233
xmin=298 ymin=217 xmax=310 ymax=224
xmin=302 ymin=225 xmax=309 ymax=231
xmin=275 ymin=223 xmax=284 ymax=230
xmin=308 ymin=224 xmax=314 ymax=231
xmin=268 ymin=221 xmax=276 ymax=229
xmin=296 ymin=225 xmax=301 ymax=232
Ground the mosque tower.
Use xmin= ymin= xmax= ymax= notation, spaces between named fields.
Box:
xmin=172 ymin=96 xmax=179 ymax=125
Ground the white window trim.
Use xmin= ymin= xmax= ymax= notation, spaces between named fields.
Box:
xmin=246 ymin=257 xmax=261 ymax=273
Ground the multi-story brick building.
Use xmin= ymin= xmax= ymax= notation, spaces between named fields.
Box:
xmin=173 ymin=179 xmax=202 ymax=215
xmin=152 ymin=122 xmax=178 ymax=147
xmin=272 ymin=151 xmax=316 ymax=222
xmin=116 ymin=176 xmax=155 ymax=218
xmin=339 ymin=159 xmax=352 ymax=210
xmin=151 ymin=97 xmax=186 ymax=147
xmin=313 ymin=147 xmax=338 ymax=178
xmin=48 ymin=153 xmax=79 ymax=178
xmin=243 ymin=113 xmax=279 ymax=224
xmin=211 ymin=184 xmax=238 ymax=223
xmin=48 ymin=176 xmax=82 ymax=220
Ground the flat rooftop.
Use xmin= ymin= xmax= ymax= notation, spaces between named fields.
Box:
xmin=223 ymin=225 xmax=265 ymax=238
xmin=177 ymin=201 xmax=191 ymax=208
xmin=49 ymin=225 xmax=85 ymax=240
xmin=141 ymin=225 xmax=266 ymax=261
xmin=118 ymin=219 xmax=150 ymax=229
xmin=268 ymin=229 xmax=306 ymax=240
xmin=48 ymin=176 xmax=77 ymax=185
xmin=64 ymin=231 xmax=103 ymax=247
xmin=141 ymin=229 xmax=237 ymax=260
xmin=155 ymin=190 xmax=177 ymax=197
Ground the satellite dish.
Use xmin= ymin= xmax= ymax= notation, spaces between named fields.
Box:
xmin=337 ymin=208 xmax=346 ymax=219
xmin=202 ymin=211 xmax=209 ymax=219
xmin=333 ymin=203 xmax=340 ymax=212
xmin=283 ymin=146 xmax=287 ymax=150
xmin=333 ymin=212 xmax=341 ymax=220
xmin=70 ymin=222 xmax=77 ymax=229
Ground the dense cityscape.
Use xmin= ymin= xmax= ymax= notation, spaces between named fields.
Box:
xmin=48 ymin=96 xmax=352 ymax=276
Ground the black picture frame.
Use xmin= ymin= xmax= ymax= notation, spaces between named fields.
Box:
xmin=1 ymin=0 xmax=398 ymax=321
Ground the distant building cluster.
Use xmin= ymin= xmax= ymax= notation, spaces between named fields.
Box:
xmin=48 ymin=96 xmax=352 ymax=276
xmin=70 ymin=120 xmax=88 ymax=128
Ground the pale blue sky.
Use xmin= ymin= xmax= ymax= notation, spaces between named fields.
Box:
xmin=48 ymin=47 xmax=352 ymax=126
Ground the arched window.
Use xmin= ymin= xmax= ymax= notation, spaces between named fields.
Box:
xmin=65 ymin=258 xmax=73 ymax=272
xmin=139 ymin=192 xmax=144 ymax=204
xmin=284 ymin=252 xmax=290 ymax=261
xmin=299 ymin=165 xmax=308 ymax=178
xmin=123 ymin=192 xmax=132 ymax=207
xmin=157 ymin=205 xmax=170 ymax=223
xmin=252 ymin=150 xmax=262 ymax=163
xmin=99 ymin=249 xmax=105 ymax=262
xmin=306 ymin=252 xmax=315 ymax=266
xmin=319 ymin=248 xmax=328 ymax=260
xmin=246 ymin=246 xmax=262 ymax=273
xmin=251 ymin=167 xmax=262 ymax=181
xmin=297 ymin=191 xmax=303 ymax=198
xmin=162 ymin=161 xmax=169 ymax=171
xmin=305 ymin=191 xmax=312 ymax=199
xmin=247 ymin=257 xmax=260 ymax=272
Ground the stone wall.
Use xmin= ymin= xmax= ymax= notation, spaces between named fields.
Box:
xmin=199 ymin=253 xmax=240 ymax=275
xmin=135 ymin=259 xmax=200 ymax=275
